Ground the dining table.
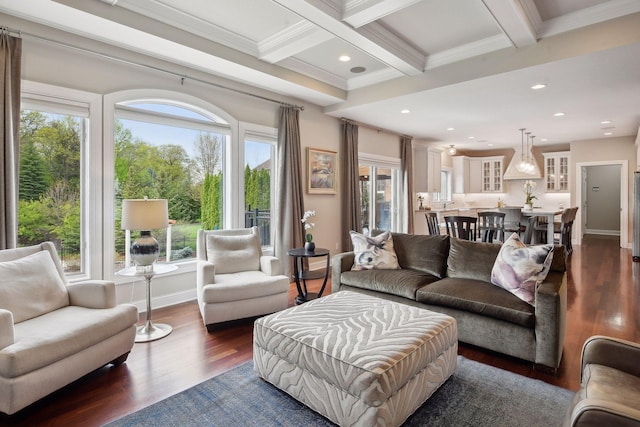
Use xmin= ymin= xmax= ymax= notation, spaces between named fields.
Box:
xmin=520 ymin=208 xmax=563 ymax=244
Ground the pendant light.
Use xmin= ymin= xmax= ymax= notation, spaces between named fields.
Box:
xmin=447 ymin=144 xmax=457 ymax=156
xmin=516 ymin=128 xmax=528 ymax=172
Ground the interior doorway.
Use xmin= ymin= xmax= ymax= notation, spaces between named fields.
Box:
xmin=576 ymin=160 xmax=628 ymax=249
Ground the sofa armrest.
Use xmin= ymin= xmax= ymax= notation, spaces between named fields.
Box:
xmin=67 ymin=280 xmax=116 ymax=309
xmin=0 ymin=309 xmax=14 ymax=350
xmin=331 ymin=252 xmax=354 ymax=293
xmin=197 ymin=260 xmax=216 ymax=289
xmin=533 ymin=270 xmax=567 ymax=369
xmin=568 ymin=398 xmax=640 ymax=426
xmin=581 ymin=335 xmax=640 ymax=379
xmin=260 ymin=256 xmax=282 ymax=276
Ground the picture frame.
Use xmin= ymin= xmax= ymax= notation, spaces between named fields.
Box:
xmin=307 ymin=148 xmax=337 ymax=194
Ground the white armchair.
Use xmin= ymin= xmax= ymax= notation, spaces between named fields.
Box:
xmin=196 ymin=227 xmax=290 ymax=331
xmin=0 ymin=242 xmax=138 ymax=415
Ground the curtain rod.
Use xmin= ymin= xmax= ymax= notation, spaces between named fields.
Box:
xmin=341 ymin=117 xmax=412 ymax=139
xmin=1 ymin=25 xmax=304 ymax=111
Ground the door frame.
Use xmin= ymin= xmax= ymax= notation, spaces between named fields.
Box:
xmin=575 ymin=160 xmax=628 ymax=248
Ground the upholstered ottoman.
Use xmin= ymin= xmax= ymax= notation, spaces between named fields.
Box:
xmin=253 ymin=290 xmax=458 ymax=427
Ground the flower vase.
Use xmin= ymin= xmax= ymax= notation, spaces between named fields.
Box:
xmin=524 ymin=203 xmax=533 ymax=211
xmin=304 ymin=241 xmax=315 ymax=252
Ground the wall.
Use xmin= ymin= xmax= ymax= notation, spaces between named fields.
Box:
xmin=570 ymin=136 xmax=636 ymax=247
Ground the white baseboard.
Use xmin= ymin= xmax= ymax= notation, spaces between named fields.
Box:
xmin=584 ymin=229 xmax=620 ymax=236
xmin=134 ymin=289 xmax=197 ymax=314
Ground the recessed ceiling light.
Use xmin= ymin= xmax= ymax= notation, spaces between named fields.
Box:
xmin=604 ymin=132 xmax=614 ymax=136
xmin=467 ymin=136 xmax=475 ymax=139
xmin=488 ymin=143 xmax=494 ymax=147
xmin=540 ymin=138 xmax=548 ymax=142
xmin=447 ymin=127 xmax=455 ymax=131
xmin=601 ymin=120 xmax=612 ymax=124
xmin=339 ymin=55 xmax=351 ymax=62
xmin=531 ymin=84 xmax=547 ymax=90
xmin=553 ymin=112 xmax=565 ymax=117
xmin=400 ymin=109 xmax=410 ymax=114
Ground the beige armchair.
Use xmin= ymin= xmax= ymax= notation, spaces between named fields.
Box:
xmin=196 ymin=227 xmax=290 ymax=331
xmin=0 ymin=242 xmax=138 ymax=415
xmin=564 ymin=335 xmax=640 ymax=426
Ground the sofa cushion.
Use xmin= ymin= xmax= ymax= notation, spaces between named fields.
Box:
xmin=446 ymin=238 xmax=502 ymax=283
xmin=0 ymin=250 xmax=69 ymax=323
xmin=491 ymin=233 xmax=554 ymax=305
xmin=388 ymin=233 xmax=449 ymax=278
xmin=0 ymin=304 xmax=138 ymax=377
xmin=416 ymin=277 xmax=535 ymax=327
xmin=341 ymin=269 xmax=440 ymax=300
xmin=201 ymin=271 xmax=290 ymax=303
xmin=350 ymin=231 xmax=400 ymax=271
xmin=206 ymin=233 xmax=261 ymax=274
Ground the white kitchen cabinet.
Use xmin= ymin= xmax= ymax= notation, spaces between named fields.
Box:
xmin=452 ymin=155 xmax=502 ymax=193
xmin=413 ymin=145 xmax=442 ymax=193
xmin=481 ymin=156 xmax=503 ymax=192
xmin=543 ymin=152 xmax=570 ymax=192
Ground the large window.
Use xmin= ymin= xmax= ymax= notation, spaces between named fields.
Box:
xmin=18 ymin=109 xmax=84 ymax=273
xmin=358 ymin=154 xmax=401 ymax=234
xmin=113 ymin=101 xmax=231 ymax=269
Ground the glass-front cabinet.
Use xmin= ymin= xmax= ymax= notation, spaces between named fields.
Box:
xmin=481 ymin=157 xmax=503 ymax=192
xmin=543 ymin=152 xmax=570 ymax=192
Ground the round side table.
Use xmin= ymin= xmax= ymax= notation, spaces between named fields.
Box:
xmin=288 ymin=247 xmax=330 ymax=304
xmin=117 ymin=263 xmax=178 ymax=342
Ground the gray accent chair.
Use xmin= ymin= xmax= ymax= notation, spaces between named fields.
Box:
xmin=196 ymin=227 xmax=290 ymax=331
xmin=0 ymin=242 xmax=138 ymax=415
xmin=564 ymin=335 xmax=640 ymax=426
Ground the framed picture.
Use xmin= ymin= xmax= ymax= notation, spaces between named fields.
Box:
xmin=307 ymin=148 xmax=337 ymax=194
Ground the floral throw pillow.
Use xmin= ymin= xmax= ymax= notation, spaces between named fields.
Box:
xmin=490 ymin=233 xmax=554 ymax=305
xmin=350 ymin=231 xmax=400 ymax=271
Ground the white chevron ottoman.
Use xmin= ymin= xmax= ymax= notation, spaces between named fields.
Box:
xmin=253 ymin=290 xmax=458 ymax=427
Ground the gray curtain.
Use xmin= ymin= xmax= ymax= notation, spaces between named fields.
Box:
xmin=400 ymin=135 xmax=414 ymax=234
xmin=341 ymin=121 xmax=360 ymax=250
xmin=275 ymin=106 xmax=304 ymax=276
xmin=0 ymin=31 xmax=21 ymax=250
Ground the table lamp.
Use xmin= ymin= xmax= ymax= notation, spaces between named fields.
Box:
xmin=121 ymin=198 xmax=169 ymax=272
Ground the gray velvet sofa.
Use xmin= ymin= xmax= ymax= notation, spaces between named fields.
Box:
xmin=332 ymin=232 xmax=567 ymax=370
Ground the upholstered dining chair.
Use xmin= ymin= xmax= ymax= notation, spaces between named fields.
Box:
xmin=499 ymin=207 xmax=524 ymax=235
xmin=425 ymin=212 xmax=440 ymax=235
xmin=564 ymin=335 xmax=640 ymax=426
xmin=554 ymin=207 xmax=578 ymax=254
xmin=444 ymin=216 xmax=477 ymax=241
xmin=196 ymin=227 xmax=290 ymax=331
xmin=477 ymin=211 xmax=506 ymax=242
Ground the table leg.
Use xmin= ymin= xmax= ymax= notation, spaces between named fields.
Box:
xmin=135 ymin=274 xmax=172 ymax=343
xmin=317 ymin=254 xmax=330 ymax=298
xmin=293 ymin=256 xmax=308 ymax=304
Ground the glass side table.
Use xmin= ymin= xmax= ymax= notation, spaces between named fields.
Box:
xmin=117 ymin=263 xmax=178 ymax=342
xmin=287 ymin=247 xmax=330 ymax=304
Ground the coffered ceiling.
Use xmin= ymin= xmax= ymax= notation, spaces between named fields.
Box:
xmin=1 ymin=0 xmax=640 ymax=150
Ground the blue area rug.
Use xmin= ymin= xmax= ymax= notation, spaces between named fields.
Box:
xmin=105 ymin=356 xmax=573 ymax=426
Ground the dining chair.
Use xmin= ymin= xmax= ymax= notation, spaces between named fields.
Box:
xmin=425 ymin=212 xmax=440 ymax=235
xmin=554 ymin=207 xmax=578 ymax=254
xmin=498 ymin=207 xmax=524 ymax=235
xmin=444 ymin=216 xmax=477 ymax=241
xmin=521 ymin=216 xmax=538 ymax=245
xmin=477 ymin=211 xmax=506 ymax=242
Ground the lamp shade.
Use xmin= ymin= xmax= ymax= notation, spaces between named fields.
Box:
xmin=121 ymin=199 xmax=169 ymax=230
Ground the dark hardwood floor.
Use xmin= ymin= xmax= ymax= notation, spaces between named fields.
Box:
xmin=1 ymin=235 xmax=638 ymax=426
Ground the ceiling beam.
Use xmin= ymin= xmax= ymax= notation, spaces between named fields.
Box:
xmin=482 ymin=0 xmax=537 ymax=48
xmin=272 ymin=0 xmax=425 ymax=75
xmin=342 ymin=0 xmax=422 ymax=28
xmin=258 ymin=21 xmax=332 ymax=63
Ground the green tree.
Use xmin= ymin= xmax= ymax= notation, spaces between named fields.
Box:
xmin=19 ymin=140 xmax=50 ymax=201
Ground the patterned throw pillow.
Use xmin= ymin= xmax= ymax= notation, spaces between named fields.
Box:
xmin=350 ymin=231 xmax=400 ymax=271
xmin=490 ymin=233 xmax=554 ymax=305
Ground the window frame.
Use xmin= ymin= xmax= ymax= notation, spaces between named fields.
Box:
xmin=20 ymin=80 xmax=102 ymax=282
xmin=358 ymin=153 xmax=402 ymax=233
xmin=104 ymin=89 xmax=238 ymax=280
